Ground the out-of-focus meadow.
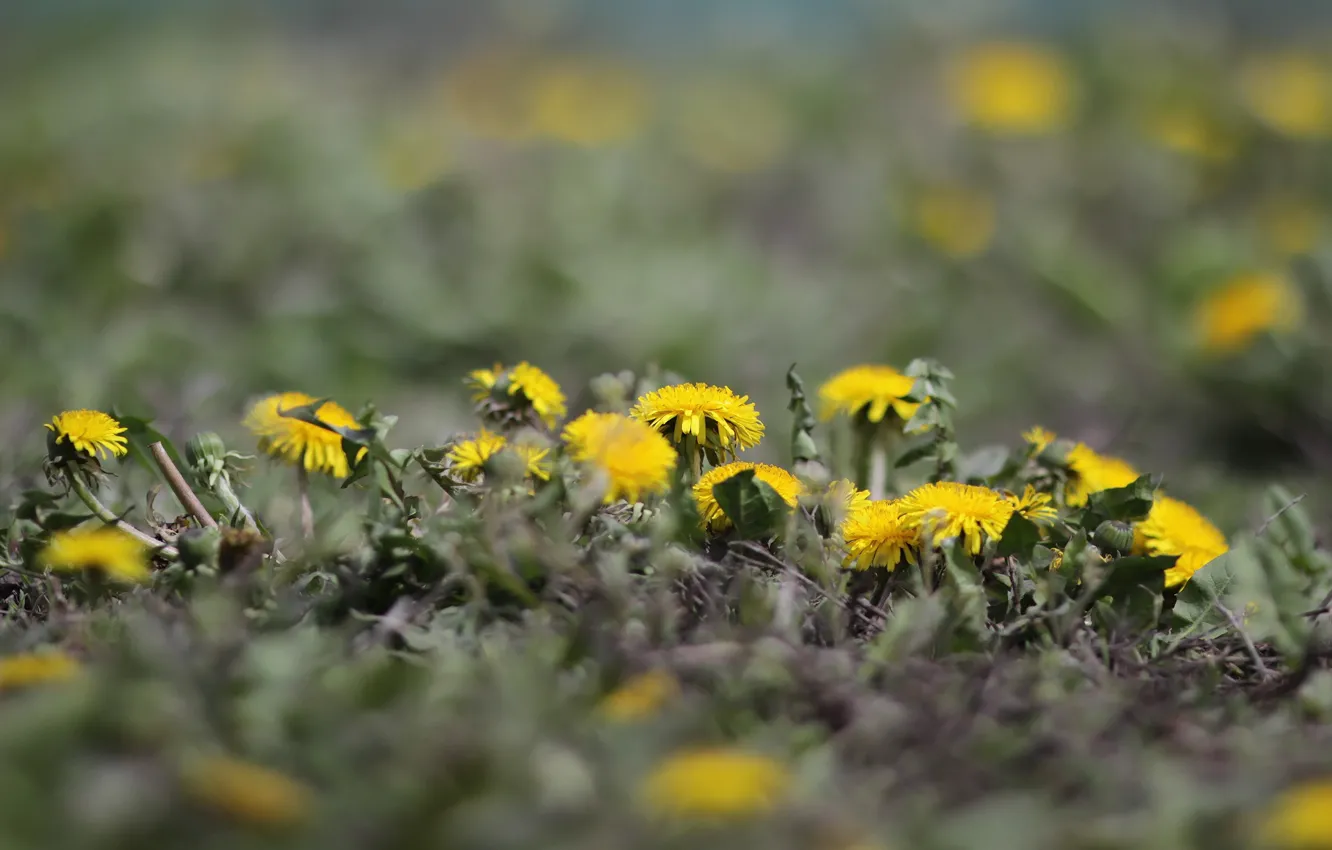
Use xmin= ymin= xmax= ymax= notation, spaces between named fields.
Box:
xmin=5 ymin=1 xmax=1332 ymax=517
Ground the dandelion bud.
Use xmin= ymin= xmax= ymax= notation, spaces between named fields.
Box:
xmin=1094 ymin=519 xmax=1136 ymax=552
xmin=186 ymin=432 xmax=229 ymax=480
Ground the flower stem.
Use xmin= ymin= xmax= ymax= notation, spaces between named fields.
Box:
xmin=63 ymin=465 xmax=177 ymax=558
xmin=149 ymin=441 xmax=218 ymax=530
xmin=211 ymin=475 xmax=260 ymax=532
xmin=297 ymin=466 xmax=314 ymax=539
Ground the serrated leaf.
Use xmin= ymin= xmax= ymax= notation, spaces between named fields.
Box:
xmin=1172 ymin=552 xmax=1240 ymax=628
xmin=712 ymin=469 xmax=790 ymax=540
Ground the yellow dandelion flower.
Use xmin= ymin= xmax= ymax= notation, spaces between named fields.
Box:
xmin=599 ymin=670 xmax=680 ymax=721
xmin=1145 ymin=107 xmax=1239 ymax=162
xmin=819 ymin=365 xmax=921 ymax=425
xmin=1259 ymin=778 xmax=1332 ymax=848
xmin=528 ymin=55 xmax=648 ymax=147
xmin=828 ymin=479 xmax=872 ymax=517
xmin=1258 ymin=196 xmax=1323 ymax=258
xmin=1136 ymin=495 xmax=1228 ymax=588
xmin=569 ymin=414 xmax=676 ymax=503
xmin=45 ymin=410 xmax=128 ymax=461
xmin=898 ymin=482 xmax=1015 ymax=555
xmin=841 ymin=500 xmax=919 ymax=570
xmin=1023 ymin=426 xmax=1056 ymax=454
xmin=911 ymin=185 xmax=996 ymax=259
xmin=1065 ymin=444 xmax=1141 ymax=508
xmin=1239 ymin=51 xmax=1332 ymax=139
xmin=561 ymin=411 xmax=622 ymax=455
xmin=0 ymin=651 xmax=81 ymax=691
xmin=692 ymin=461 xmax=803 ymax=533
xmin=1193 ymin=271 xmax=1301 ymax=356
xmin=40 ymin=527 xmax=150 ymax=583
xmin=467 ymin=362 xmax=567 ymax=428
xmin=181 ymin=755 xmax=312 ymax=829
xmin=947 ymin=42 xmax=1074 ymax=134
xmin=244 ymin=392 xmax=361 ymax=478
xmin=630 ymin=383 xmax=764 ymax=462
xmin=1005 ymin=485 xmax=1058 ymax=525
xmin=447 ymin=430 xmax=550 ymax=482
xmin=641 ymin=748 xmax=791 ymax=818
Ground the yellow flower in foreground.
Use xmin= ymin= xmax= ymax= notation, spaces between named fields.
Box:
xmin=631 ymin=383 xmax=763 ymax=462
xmin=911 ymin=186 xmax=996 ymax=259
xmin=1006 ymin=485 xmax=1058 ymax=525
xmin=45 ymin=410 xmax=128 ymax=461
xmin=1194 ymin=271 xmax=1301 ymax=356
xmin=842 ymin=500 xmax=919 ymax=570
xmin=570 ymin=414 xmax=676 ymax=503
xmin=0 ymin=651 xmax=81 ymax=691
xmin=947 ymin=42 xmax=1074 ymax=134
xmin=599 ymin=670 xmax=680 ymax=721
xmin=898 ymin=482 xmax=1015 ymax=555
xmin=1136 ymin=495 xmax=1228 ymax=588
xmin=467 ymin=361 xmax=567 ymax=428
xmin=1023 ymin=426 xmax=1056 ymax=454
xmin=642 ymin=748 xmax=791 ymax=818
xmin=528 ymin=55 xmax=648 ymax=147
xmin=1261 ymin=779 xmax=1332 ymax=848
xmin=1065 ymin=444 xmax=1141 ymax=507
xmin=41 ymin=528 xmax=150 ymax=583
xmin=1239 ymin=51 xmax=1332 ymax=139
xmin=182 ymin=755 xmax=312 ymax=829
xmin=819 ymin=365 xmax=921 ymax=425
xmin=244 ymin=392 xmax=361 ymax=478
xmin=562 ymin=411 xmax=621 ymax=455
xmin=692 ymin=462 xmax=803 ymax=533
xmin=448 ymin=431 xmax=550 ymax=483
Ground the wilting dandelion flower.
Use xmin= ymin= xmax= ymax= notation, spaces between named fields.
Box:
xmin=244 ymin=392 xmax=361 ymax=478
xmin=1023 ymin=426 xmax=1056 ymax=454
xmin=599 ymin=670 xmax=680 ymax=721
xmin=468 ymin=362 xmax=567 ymax=429
xmin=1238 ymin=51 xmax=1332 ymax=139
xmin=1005 ymin=485 xmax=1058 ymax=525
xmin=45 ymin=410 xmax=128 ymax=461
xmin=448 ymin=430 xmax=550 ymax=482
xmin=641 ymin=748 xmax=792 ymax=818
xmin=842 ymin=500 xmax=919 ymax=570
xmin=1260 ymin=778 xmax=1332 ymax=848
xmin=1193 ymin=271 xmax=1301 ymax=356
xmin=41 ymin=528 xmax=150 ymax=583
xmin=1136 ymin=495 xmax=1228 ymax=588
xmin=692 ymin=461 xmax=802 ymax=533
xmin=631 ymin=383 xmax=764 ymax=465
xmin=947 ymin=42 xmax=1074 ymax=134
xmin=0 ymin=651 xmax=81 ymax=691
xmin=910 ymin=185 xmax=996 ymax=259
xmin=898 ymin=482 xmax=1014 ymax=555
xmin=1065 ymin=444 xmax=1141 ymax=507
xmin=819 ymin=365 xmax=921 ymax=425
xmin=568 ymin=414 xmax=676 ymax=503
xmin=181 ymin=755 xmax=312 ymax=828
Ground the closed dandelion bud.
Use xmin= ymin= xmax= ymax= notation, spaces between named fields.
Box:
xmin=186 ymin=432 xmax=229 ymax=483
xmin=1094 ymin=519 xmax=1136 ymax=552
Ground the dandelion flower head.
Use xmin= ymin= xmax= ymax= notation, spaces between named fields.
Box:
xmin=0 ymin=651 xmax=81 ymax=691
xmin=631 ymin=383 xmax=763 ymax=462
xmin=692 ymin=461 xmax=802 ymax=533
xmin=1023 ymin=426 xmax=1056 ymax=454
xmin=842 ymin=500 xmax=919 ymax=570
xmin=1239 ymin=51 xmax=1332 ymax=139
xmin=467 ymin=362 xmax=567 ymax=429
xmin=1136 ymin=495 xmax=1228 ymax=588
xmin=911 ymin=185 xmax=996 ymax=259
xmin=898 ymin=481 xmax=1015 ymax=555
xmin=819 ymin=365 xmax=921 ymax=426
xmin=448 ymin=430 xmax=550 ymax=483
xmin=641 ymin=747 xmax=792 ymax=818
xmin=1065 ymin=444 xmax=1141 ymax=507
xmin=41 ymin=527 xmax=150 ymax=583
xmin=1006 ymin=484 xmax=1058 ymax=525
xmin=599 ymin=670 xmax=680 ymax=722
xmin=947 ymin=41 xmax=1074 ymax=134
xmin=45 ymin=410 xmax=128 ymax=461
xmin=568 ymin=414 xmax=676 ymax=504
xmin=1260 ymin=778 xmax=1332 ymax=849
xmin=1193 ymin=271 xmax=1301 ymax=356
xmin=244 ymin=392 xmax=361 ymax=478
xmin=181 ymin=755 xmax=312 ymax=828
xmin=828 ymin=479 xmax=872 ymax=518
xmin=561 ymin=411 xmax=622 ymax=455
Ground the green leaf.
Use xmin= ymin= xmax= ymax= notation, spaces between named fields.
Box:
xmin=1079 ymin=474 xmax=1157 ymax=530
xmin=1097 ymin=555 xmax=1175 ymax=598
xmin=711 ymin=469 xmax=791 ymax=540
xmin=957 ymin=445 xmax=1009 ymax=482
xmin=894 ymin=443 xmax=937 ymax=469
xmin=111 ymin=410 xmax=185 ymax=475
xmin=1172 ymin=552 xmax=1239 ymax=628
xmin=997 ymin=514 xmax=1042 ymax=559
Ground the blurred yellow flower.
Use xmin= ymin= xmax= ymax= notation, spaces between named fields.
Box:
xmin=841 ymin=499 xmax=919 ymax=569
xmin=448 ymin=430 xmax=550 ymax=483
xmin=45 ymin=410 xmax=128 ymax=461
xmin=1065 ymin=444 xmax=1141 ymax=507
xmin=1261 ymin=779 xmax=1332 ymax=848
xmin=641 ymin=748 xmax=791 ymax=818
xmin=911 ymin=186 xmax=996 ymax=258
xmin=1193 ymin=271 xmax=1301 ymax=356
xmin=1023 ymin=426 xmax=1056 ymax=454
xmin=599 ymin=669 xmax=680 ymax=721
xmin=947 ymin=42 xmax=1075 ymax=134
xmin=1258 ymin=197 xmax=1323 ymax=258
xmin=41 ymin=527 xmax=150 ymax=583
xmin=1146 ymin=107 xmax=1239 ymax=162
xmin=0 ymin=651 xmax=81 ymax=691
xmin=828 ymin=479 xmax=872 ymax=518
xmin=244 ymin=392 xmax=362 ymax=478
xmin=898 ymin=482 xmax=1014 ymax=555
xmin=529 ymin=55 xmax=648 ymax=147
xmin=1005 ymin=484 xmax=1057 ymax=525
xmin=182 ymin=755 xmax=312 ymax=829
xmin=1136 ymin=495 xmax=1228 ymax=588
xmin=819 ymin=365 xmax=920 ymax=425
xmin=692 ymin=461 xmax=803 ymax=533
xmin=468 ymin=362 xmax=567 ymax=429
xmin=562 ymin=411 xmax=622 ymax=455
xmin=1239 ymin=51 xmax=1332 ymax=139
xmin=671 ymin=78 xmax=792 ymax=173
xmin=568 ymin=414 xmax=676 ymax=503
xmin=631 ymin=383 xmax=764 ymax=463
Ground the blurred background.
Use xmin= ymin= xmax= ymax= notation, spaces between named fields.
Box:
xmin=5 ymin=0 xmax=1332 ymax=528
